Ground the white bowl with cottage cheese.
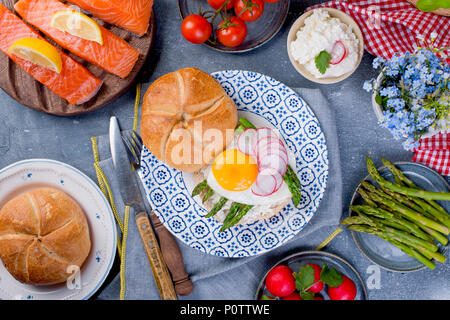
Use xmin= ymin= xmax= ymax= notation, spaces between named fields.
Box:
xmin=287 ymin=8 xmax=364 ymax=84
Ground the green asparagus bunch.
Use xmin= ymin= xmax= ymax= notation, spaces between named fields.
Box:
xmin=341 ymin=156 xmax=450 ymax=270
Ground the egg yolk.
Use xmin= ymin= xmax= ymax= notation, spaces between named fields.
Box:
xmin=212 ymin=149 xmax=258 ymax=191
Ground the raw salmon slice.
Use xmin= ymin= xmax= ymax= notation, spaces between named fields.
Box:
xmin=67 ymin=0 xmax=153 ymax=36
xmin=0 ymin=5 xmax=102 ymax=105
xmin=15 ymin=0 xmax=140 ymax=79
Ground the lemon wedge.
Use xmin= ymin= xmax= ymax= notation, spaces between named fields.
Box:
xmin=50 ymin=11 xmax=103 ymax=45
xmin=9 ymin=38 xmax=62 ymax=73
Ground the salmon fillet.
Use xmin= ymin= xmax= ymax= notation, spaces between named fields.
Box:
xmin=67 ymin=0 xmax=153 ymax=36
xmin=0 ymin=5 xmax=102 ymax=105
xmin=15 ymin=0 xmax=140 ymax=79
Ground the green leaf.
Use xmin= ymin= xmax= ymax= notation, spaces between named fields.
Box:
xmin=261 ymin=295 xmax=274 ymax=300
xmin=320 ymin=264 xmax=343 ymax=288
xmin=315 ymin=50 xmax=332 ymax=75
xmin=416 ymin=0 xmax=449 ymax=11
xmin=294 ymin=265 xmax=316 ymax=291
xmin=375 ymin=94 xmax=382 ymax=106
xmin=300 ymin=291 xmax=315 ymax=300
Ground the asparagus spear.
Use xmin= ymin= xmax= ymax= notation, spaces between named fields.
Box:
xmin=367 ymin=156 xmax=450 ymax=201
xmin=357 ymin=187 xmax=378 ymax=208
xmin=220 ymin=204 xmax=254 ymax=232
xmin=352 ymin=205 xmax=433 ymax=241
xmin=239 ymin=117 xmax=257 ymax=129
xmin=368 ymin=191 xmax=450 ymax=235
xmin=346 ymin=224 xmax=438 ymax=269
xmin=221 ymin=202 xmax=243 ymax=230
xmin=192 ymin=180 xmax=207 ymax=197
xmin=202 ymin=186 xmax=215 ymax=203
xmin=205 ymin=197 xmax=228 ymax=218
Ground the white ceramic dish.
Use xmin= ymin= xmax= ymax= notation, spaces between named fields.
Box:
xmin=0 ymin=159 xmax=117 ymax=300
xmin=139 ymin=70 xmax=329 ymax=258
xmin=287 ymin=7 xmax=364 ymax=84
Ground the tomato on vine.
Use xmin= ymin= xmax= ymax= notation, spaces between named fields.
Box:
xmin=216 ymin=16 xmax=247 ymax=47
xmin=208 ymin=0 xmax=235 ymax=10
xmin=234 ymin=0 xmax=264 ymax=22
xmin=181 ymin=14 xmax=212 ymax=44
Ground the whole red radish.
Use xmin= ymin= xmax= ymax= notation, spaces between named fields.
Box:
xmin=306 ymin=264 xmax=324 ymax=293
xmin=314 ymin=296 xmax=324 ymax=300
xmin=282 ymin=292 xmax=302 ymax=300
xmin=265 ymin=265 xmax=296 ymax=297
xmin=328 ymin=275 xmax=357 ymax=300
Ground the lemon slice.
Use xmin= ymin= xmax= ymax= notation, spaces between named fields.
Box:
xmin=50 ymin=11 xmax=103 ymax=45
xmin=9 ymin=38 xmax=62 ymax=73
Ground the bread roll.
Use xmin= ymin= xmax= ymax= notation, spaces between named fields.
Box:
xmin=0 ymin=188 xmax=91 ymax=285
xmin=141 ymin=68 xmax=238 ymax=172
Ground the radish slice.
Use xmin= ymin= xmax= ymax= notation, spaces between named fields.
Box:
xmin=259 ymin=167 xmax=284 ymax=192
xmin=237 ymin=128 xmax=257 ymax=155
xmin=329 ymin=41 xmax=347 ymax=65
xmin=255 ymin=136 xmax=286 ymax=157
xmin=251 ymin=174 xmax=277 ymax=196
xmin=258 ymin=155 xmax=287 ymax=175
xmin=258 ymin=146 xmax=288 ymax=163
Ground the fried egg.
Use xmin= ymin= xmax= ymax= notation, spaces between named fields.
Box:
xmin=205 ymin=139 xmax=292 ymax=206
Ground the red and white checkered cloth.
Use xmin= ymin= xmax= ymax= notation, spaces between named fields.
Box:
xmin=307 ymin=0 xmax=450 ymax=176
xmin=413 ymin=133 xmax=450 ymax=176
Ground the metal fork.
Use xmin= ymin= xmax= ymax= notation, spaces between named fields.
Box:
xmin=121 ymin=130 xmax=143 ymax=169
xmin=120 ymin=129 xmax=194 ymax=296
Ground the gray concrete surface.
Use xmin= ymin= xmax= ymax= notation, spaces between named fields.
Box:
xmin=0 ymin=0 xmax=448 ymax=299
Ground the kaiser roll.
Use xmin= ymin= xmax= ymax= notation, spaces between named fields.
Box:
xmin=0 ymin=188 xmax=91 ymax=285
xmin=141 ymin=68 xmax=238 ymax=172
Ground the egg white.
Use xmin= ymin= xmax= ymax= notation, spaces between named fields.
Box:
xmin=205 ymin=138 xmax=292 ymax=206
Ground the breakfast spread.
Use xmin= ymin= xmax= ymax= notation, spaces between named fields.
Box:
xmin=289 ymin=8 xmax=360 ymax=79
xmin=0 ymin=188 xmax=91 ymax=285
xmin=0 ymin=0 xmax=449 ymax=302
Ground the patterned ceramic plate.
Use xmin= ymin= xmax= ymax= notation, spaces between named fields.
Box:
xmin=0 ymin=159 xmax=117 ymax=300
xmin=139 ymin=70 xmax=329 ymax=257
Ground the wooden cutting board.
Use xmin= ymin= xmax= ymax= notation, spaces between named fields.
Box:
xmin=406 ymin=0 xmax=450 ymax=16
xmin=0 ymin=0 xmax=156 ymax=116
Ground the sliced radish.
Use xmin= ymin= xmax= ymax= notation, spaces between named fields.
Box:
xmin=259 ymin=167 xmax=284 ymax=192
xmin=329 ymin=41 xmax=347 ymax=65
xmin=259 ymin=155 xmax=287 ymax=176
xmin=258 ymin=148 xmax=288 ymax=164
xmin=237 ymin=128 xmax=257 ymax=156
xmin=251 ymin=174 xmax=277 ymax=196
xmin=255 ymin=137 xmax=286 ymax=157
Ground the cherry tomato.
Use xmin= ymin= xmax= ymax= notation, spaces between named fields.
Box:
xmin=217 ymin=17 xmax=247 ymax=47
xmin=265 ymin=265 xmax=296 ymax=297
xmin=328 ymin=275 xmax=357 ymax=300
xmin=306 ymin=264 xmax=324 ymax=293
xmin=181 ymin=14 xmax=212 ymax=44
xmin=282 ymin=292 xmax=302 ymax=300
xmin=234 ymin=0 xmax=264 ymax=22
xmin=208 ymin=0 xmax=234 ymax=10
xmin=314 ymin=296 xmax=324 ymax=300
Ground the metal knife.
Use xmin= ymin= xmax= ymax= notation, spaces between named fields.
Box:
xmin=109 ymin=116 xmax=177 ymax=300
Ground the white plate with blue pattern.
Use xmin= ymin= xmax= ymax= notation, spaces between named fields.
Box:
xmin=0 ymin=159 xmax=117 ymax=300
xmin=139 ymin=70 xmax=329 ymax=258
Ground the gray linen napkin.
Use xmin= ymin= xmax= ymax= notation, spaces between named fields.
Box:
xmin=96 ymin=88 xmax=343 ymax=300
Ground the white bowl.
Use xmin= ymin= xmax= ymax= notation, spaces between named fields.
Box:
xmin=287 ymin=7 xmax=365 ymax=84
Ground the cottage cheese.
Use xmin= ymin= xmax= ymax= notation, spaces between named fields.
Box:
xmin=290 ymin=9 xmax=360 ymax=79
